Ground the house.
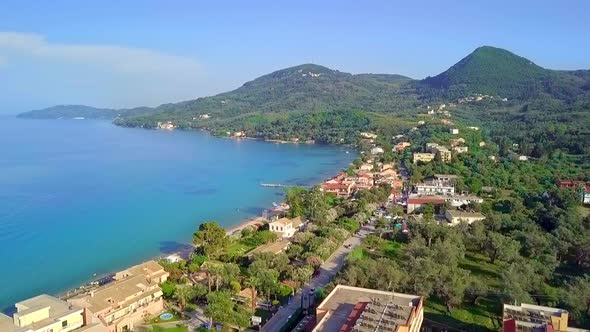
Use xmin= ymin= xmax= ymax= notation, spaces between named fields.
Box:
xmin=246 ymin=239 xmax=291 ymax=257
xmin=518 ymin=155 xmax=528 ymax=161
xmin=558 ymin=180 xmax=590 ymax=204
xmin=321 ymin=182 xmax=355 ymax=198
xmin=415 ymin=180 xmax=455 ymax=196
xmin=156 ymin=121 xmax=175 ymax=130
xmin=445 ymin=210 xmax=485 ymax=225
xmin=359 ymin=163 xmax=374 ymax=171
xmin=468 ymin=126 xmax=480 ymax=130
xmin=68 ymin=261 xmax=169 ymax=332
xmin=0 ymin=294 xmax=102 ymax=332
xmin=344 ymin=174 xmax=374 ymax=190
xmin=453 ymin=146 xmax=469 ymax=154
xmin=433 ymin=174 xmax=459 ymax=183
xmin=450 ymin=138 xmax=466 ymax=147
xmin=269 ymin=217 xmax=304 ymax=238
xmin=370 ymin=147 xmax=384 ymax=155
xmin=413 ymin=153 xmax=435 ymax=164
xmin=394 ymin=142 xmax=411 ymax=151
xmin=489 ymin=155 xmax=496 ymax=161
xmin=417 ymin=120 xmax=425 ymax=125
xmin=450 ymin=128 xmax=459 ymax=135
xmin=503 ymin=303 xmax=589 ymax=332
xmin=479 ymin=141 xmax=486 ymax=147
xmin=407 ymin=195 xmax=446 ymax=213
xmin=426 ymin=143 xmax=451 ymax=162
xmin=445 ymin=195 xmax=484 ymax=207
xmin=312 ymin=285 xmax=423 ymax=332
xmin=434 ymin=146 xmax=452 ymax=162
xmin=164 ymin=254 xmax=182 ymax=263
xmin=359 ymin=132 xmax=378 ymax=140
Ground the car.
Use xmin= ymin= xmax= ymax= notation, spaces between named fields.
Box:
xmin=344 ymin=244 xmax=352 ymax=249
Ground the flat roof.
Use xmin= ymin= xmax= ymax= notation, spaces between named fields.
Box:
xmin=314 ymin=285 xmax=422 ymax=332
xmin=446 ymin=210 xmax=485 ymax=219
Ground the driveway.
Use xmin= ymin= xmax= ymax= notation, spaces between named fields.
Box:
xmin=261 ymin=226 xmax=372 ymax=331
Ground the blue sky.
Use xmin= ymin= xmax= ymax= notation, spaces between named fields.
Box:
xmin=0 ymin=0 xmax=588 ymax=113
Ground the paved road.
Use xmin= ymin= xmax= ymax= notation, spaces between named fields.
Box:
xmin=261 ymin=226 xmax=373 ymax=331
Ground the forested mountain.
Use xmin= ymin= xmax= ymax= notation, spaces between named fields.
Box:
xmin=18 ymin=47 xmax=590 ymax=151
xmin=18 ymin=105 xmax=118 ymax=119
xmin=113 ymin=64 xmax=419 ymax=129
xmin=17 ymin=104 xmax=156 ymax=120
xmin=420 ymin=46 xmax=590 ymax=101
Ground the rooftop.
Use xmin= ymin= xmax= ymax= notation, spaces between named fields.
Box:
xmin=446 ymin=210 xmax=485 ymax=219
xmin=314 ymin=285 xmax=422 ymax=332
xmin=71 ymin=260 xmax=166 ymax=313
xmin=504 ymin=303 xmax=589 ymax=332
xmin=4 ymin=294 xmax=83 ymax=332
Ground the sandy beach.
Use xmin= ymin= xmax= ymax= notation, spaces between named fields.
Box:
xmin=225 ymin=216 xmax=268 ymax=236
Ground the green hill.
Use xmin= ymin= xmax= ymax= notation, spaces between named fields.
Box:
xmin=113 ymin=64 xmax=417 ymax=129
xmin=18 ymin=104 xmax=157 ymax=120
xmin=420 ymin=46 xmax=588 ymax=100
xmin=17 ymin=105 xmax=118 ymax=119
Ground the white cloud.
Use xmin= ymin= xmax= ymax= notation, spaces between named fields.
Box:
xmin=0 ymin=32 xmax=217 ymax=109
xmin=0 ymin=31 xmax=200 ymax=75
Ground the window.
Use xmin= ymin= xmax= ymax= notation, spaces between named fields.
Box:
xmin=62 ymin=320 xmax=68 ymax=328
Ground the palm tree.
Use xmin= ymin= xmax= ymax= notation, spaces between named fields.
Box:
xmin=174 ymin=284 xmax=194 ymax=311
xmin=242 ymin=275 xmax=259 ymax=313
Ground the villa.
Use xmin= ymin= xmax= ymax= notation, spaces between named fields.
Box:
xmin=268 ymin=216 xmax=304 ymax=238
xmin=68 ymin=260 xmax=169 ymax=332
xmin=0 ymin=294 xmax=107 ymax=332
xmin=413 ymin=153 xmax=435 ymax=164
xmin=445 ymin=210 xmax=486 ymax=225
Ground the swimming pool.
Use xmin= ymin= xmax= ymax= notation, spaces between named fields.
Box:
xmin=160 ymin=313 xmax=173 ymax=320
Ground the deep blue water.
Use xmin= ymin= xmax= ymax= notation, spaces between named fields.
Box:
xmin=0 ymin=117 xmax=355 ymax=311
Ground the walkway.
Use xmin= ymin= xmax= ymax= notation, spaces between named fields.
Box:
xmin=261 ymin=226 xmax=373 ymax=331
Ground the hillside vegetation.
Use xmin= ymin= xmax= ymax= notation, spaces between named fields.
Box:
xmin=19 ymin=46 xmax=590 ymax=155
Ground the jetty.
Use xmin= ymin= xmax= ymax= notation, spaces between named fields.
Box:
xmin=260 ymin=183 xmax=287 ymax=187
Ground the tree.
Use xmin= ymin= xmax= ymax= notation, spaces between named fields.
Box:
xmin=292 ymin=266 xmax=314 ymax=286
xmin=285 ymin=186 xmax=307 ymax=218
xmin=242 ymin=275 xmax=259 ymax=313
xmin=484 ymin=232 xmax=521 ymax=264
xmin=565 ymin=276 xmax=590 ymax=321
xmin=205 ymin=291 xmax=235 ymax=327
xmin=160 ymin=281 xmax=176 ymax=298
xmin=175 ymin=284 xmax=197 ymax=310
xmin=193 ymin=222 xmax=229 ymax=259
xmin=305 ymin=185 xmax=329 ymax=223
xmin=435 ymin=266 xmax=470 ymax=311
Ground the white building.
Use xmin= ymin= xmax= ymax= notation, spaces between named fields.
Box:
xmin=450 ymin=128 xmax=459 ymax=135
xmin=370 ymin=147 xmax=384 ymax=155
xmin=269 ymin=217 xmax=304 ymax=239
xmin=415 ymin=180 xmax=455 ymax=195
xmin=0 ymin=295 xmax=95 ymax=332
xmin=453 ymin=146 xmax=469 ymax=154
xmin=445 ymin=210 xmax=485 ymax=225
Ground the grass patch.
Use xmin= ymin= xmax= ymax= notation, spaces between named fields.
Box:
xmin=226 ymin=241 xmax=255 ymax=259
xmin=425 ymin=298 xmax=500 ymax=331
xmin=460 ymin=252 xmax=502 ymax=289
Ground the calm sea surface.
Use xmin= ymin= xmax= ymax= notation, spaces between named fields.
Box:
xmin=0 ymin=116 xmax=355 ymax=311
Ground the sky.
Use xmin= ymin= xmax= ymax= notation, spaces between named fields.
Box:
xmin=0 ymin=0 xmax=589 ymax=113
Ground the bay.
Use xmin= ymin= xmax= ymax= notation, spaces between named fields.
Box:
xmin=0 ymin=116 xmax=355 ymax=311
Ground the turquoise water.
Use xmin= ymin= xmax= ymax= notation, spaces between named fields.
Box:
xmin=0 ymin=117 xmax=355 ymax=311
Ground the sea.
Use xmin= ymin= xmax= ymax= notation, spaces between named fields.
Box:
xmin=0 ymin=116 xmax=355 ymax=311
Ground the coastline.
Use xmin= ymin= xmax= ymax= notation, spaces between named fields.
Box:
xmin=0 ymin=119 xmax=356 ymax=312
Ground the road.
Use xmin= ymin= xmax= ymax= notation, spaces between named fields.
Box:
xmin=261 ymin=226 xmax=373 ymax=331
